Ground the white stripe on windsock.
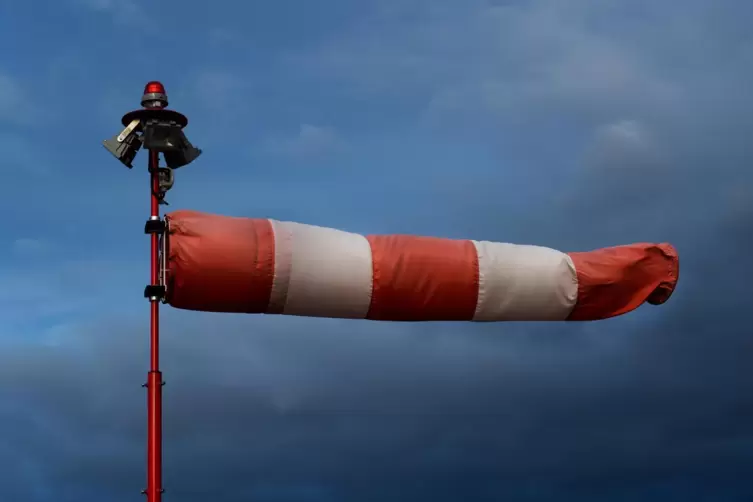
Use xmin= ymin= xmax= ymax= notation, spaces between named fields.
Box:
xmin=272 ymin=221 xmax=374 ymax=319
xmin=471 ymin=241 xmax=578 ymax=321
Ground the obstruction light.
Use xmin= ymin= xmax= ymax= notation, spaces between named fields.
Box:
xmin=142 ymin=81 xmax=168 ymax=108
xmin=144 ymin=81 xmax=165 ymax=94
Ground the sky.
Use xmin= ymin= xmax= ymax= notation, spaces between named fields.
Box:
xmin=0 ymin=0 xmax=752 ymax=500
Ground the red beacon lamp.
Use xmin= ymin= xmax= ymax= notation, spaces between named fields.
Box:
xmin=103 ymin=82 xmax=202 ymax=502
xmin=142 ymin=81 xmax=169 ymax=108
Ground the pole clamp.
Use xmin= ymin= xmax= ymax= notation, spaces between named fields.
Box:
xmin=144 ymin=285 xmax=166 ymax=301
xmin=144 ymin=218 xmax=166 ymax=234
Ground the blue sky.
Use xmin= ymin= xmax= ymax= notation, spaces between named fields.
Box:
xmin=0 ymin=0 xmax=752 ymax=500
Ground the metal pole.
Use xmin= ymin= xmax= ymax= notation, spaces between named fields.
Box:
xmin=146 ymin=149 xmax=164 ymax=502
xmin=103 ymin=81 xmax=200 ymax=500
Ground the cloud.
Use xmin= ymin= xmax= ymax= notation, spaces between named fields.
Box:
xmin=170 ymin=69 xmax=255 ymax=147
xmin=581 ymin=119 xmax=667 ymax=172
xmin=2 ymin=207 xmax=752 ymax=501
xmin=0 ymin=255 xmax=144 ymax=341
xmin=261 ymin=124 xmax=346 ymax=159
xmin=12 ymin=238 xmax=48 ymax=256
xmin=725 ymin=184 xmax=753 ymax=220
xmin=70 ymin=0 xmax=152 ymax=30
xmin=190 ymin=70 xmax=247 ymax=109
xmin=0 ymin=74 xmax=24 ymax=121
xmin=207 ymin=28 xmax=246 ymax=48
xmin=278 ymin=0 xmax=753 ymax=241
xmin=74 ymin=0 xmax=116 ymax=9
xmin=0 ymin=132 xmax=52 ymax=176
xmin=290 ymin=0 xmax=682 ymax=126
xmin=0 ymin=73 xmax=46 ymax=127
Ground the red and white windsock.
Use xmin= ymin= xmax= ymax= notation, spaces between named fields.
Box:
xmin=164 ymin=210 xmax=678 ymax=321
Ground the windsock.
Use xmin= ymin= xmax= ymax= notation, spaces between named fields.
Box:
xmin=164 ymin=210 xmax=678 ymax=321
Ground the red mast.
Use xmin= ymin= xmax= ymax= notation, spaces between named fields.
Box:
xmin=144 ymin=81 xmax=166 ymax=502
xmin=146 ymin=145 xmax=164 ymax=501
xmin=103 ymin=81 xmax=202 ymax=501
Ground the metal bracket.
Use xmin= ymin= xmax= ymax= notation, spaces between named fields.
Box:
xmin=144 ymin=218 xmax=166 ymax=234
xmin=117 ymin=119 xmax=141 ymax=142
xmin=144 ymin=285 xmax=166 ymax=301
xmin=158 ymin=167 xmax=174 ymax=193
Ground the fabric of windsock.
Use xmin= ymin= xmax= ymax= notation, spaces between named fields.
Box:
xmin=164 ymin=210 xmax=679 ymax=321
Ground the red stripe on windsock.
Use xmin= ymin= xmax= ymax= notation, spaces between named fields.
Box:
xmin=166 ymin=210 xmax=275 ymax=313
xmin=566 ymin=243 xmax=679 ymax=321
xmin=366 ymin=235 xmax=480 ymax=321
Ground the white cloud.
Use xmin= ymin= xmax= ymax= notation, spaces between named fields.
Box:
xmin=582 ymin=119 xmax=666 ymax=172
xmin=724 ymin=184 xmax=753 ymax=221
xmin=71 ymin=0 xmax=152 ymax=30
xmin=0 ymin=257 xmax=144 ymax=340
xmin=174 ymin=69 xmax=253 ymax=141
xmin=0 ymin=74 xmax=45 ymax=126
xmin=0 ymin=74 xmax=23 ymax=120
xmin=75 ymin=0 xmax=115 ymax=9
xmin=190 ymin=70 xmax=247 ymax=109
xmin=0 ymin=133 xmax=50 ymax=175
xmin=261 ymin=124 xmax=346 ymax=159
xmin=207 ymin=28 xmax=245 ymax=48
xmin=288 ymin=1 xmax=682 ymax=126
xmin=12 ymin=238 xmax=48 ymax=256
xmin=598 ymin=120 xmax=646 ymax=145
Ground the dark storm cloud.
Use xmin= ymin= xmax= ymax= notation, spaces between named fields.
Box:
xmin=2 ymin=196 xmax=752 ymax=502
xmin=2 ymin=1 xmax=753 ymax=501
